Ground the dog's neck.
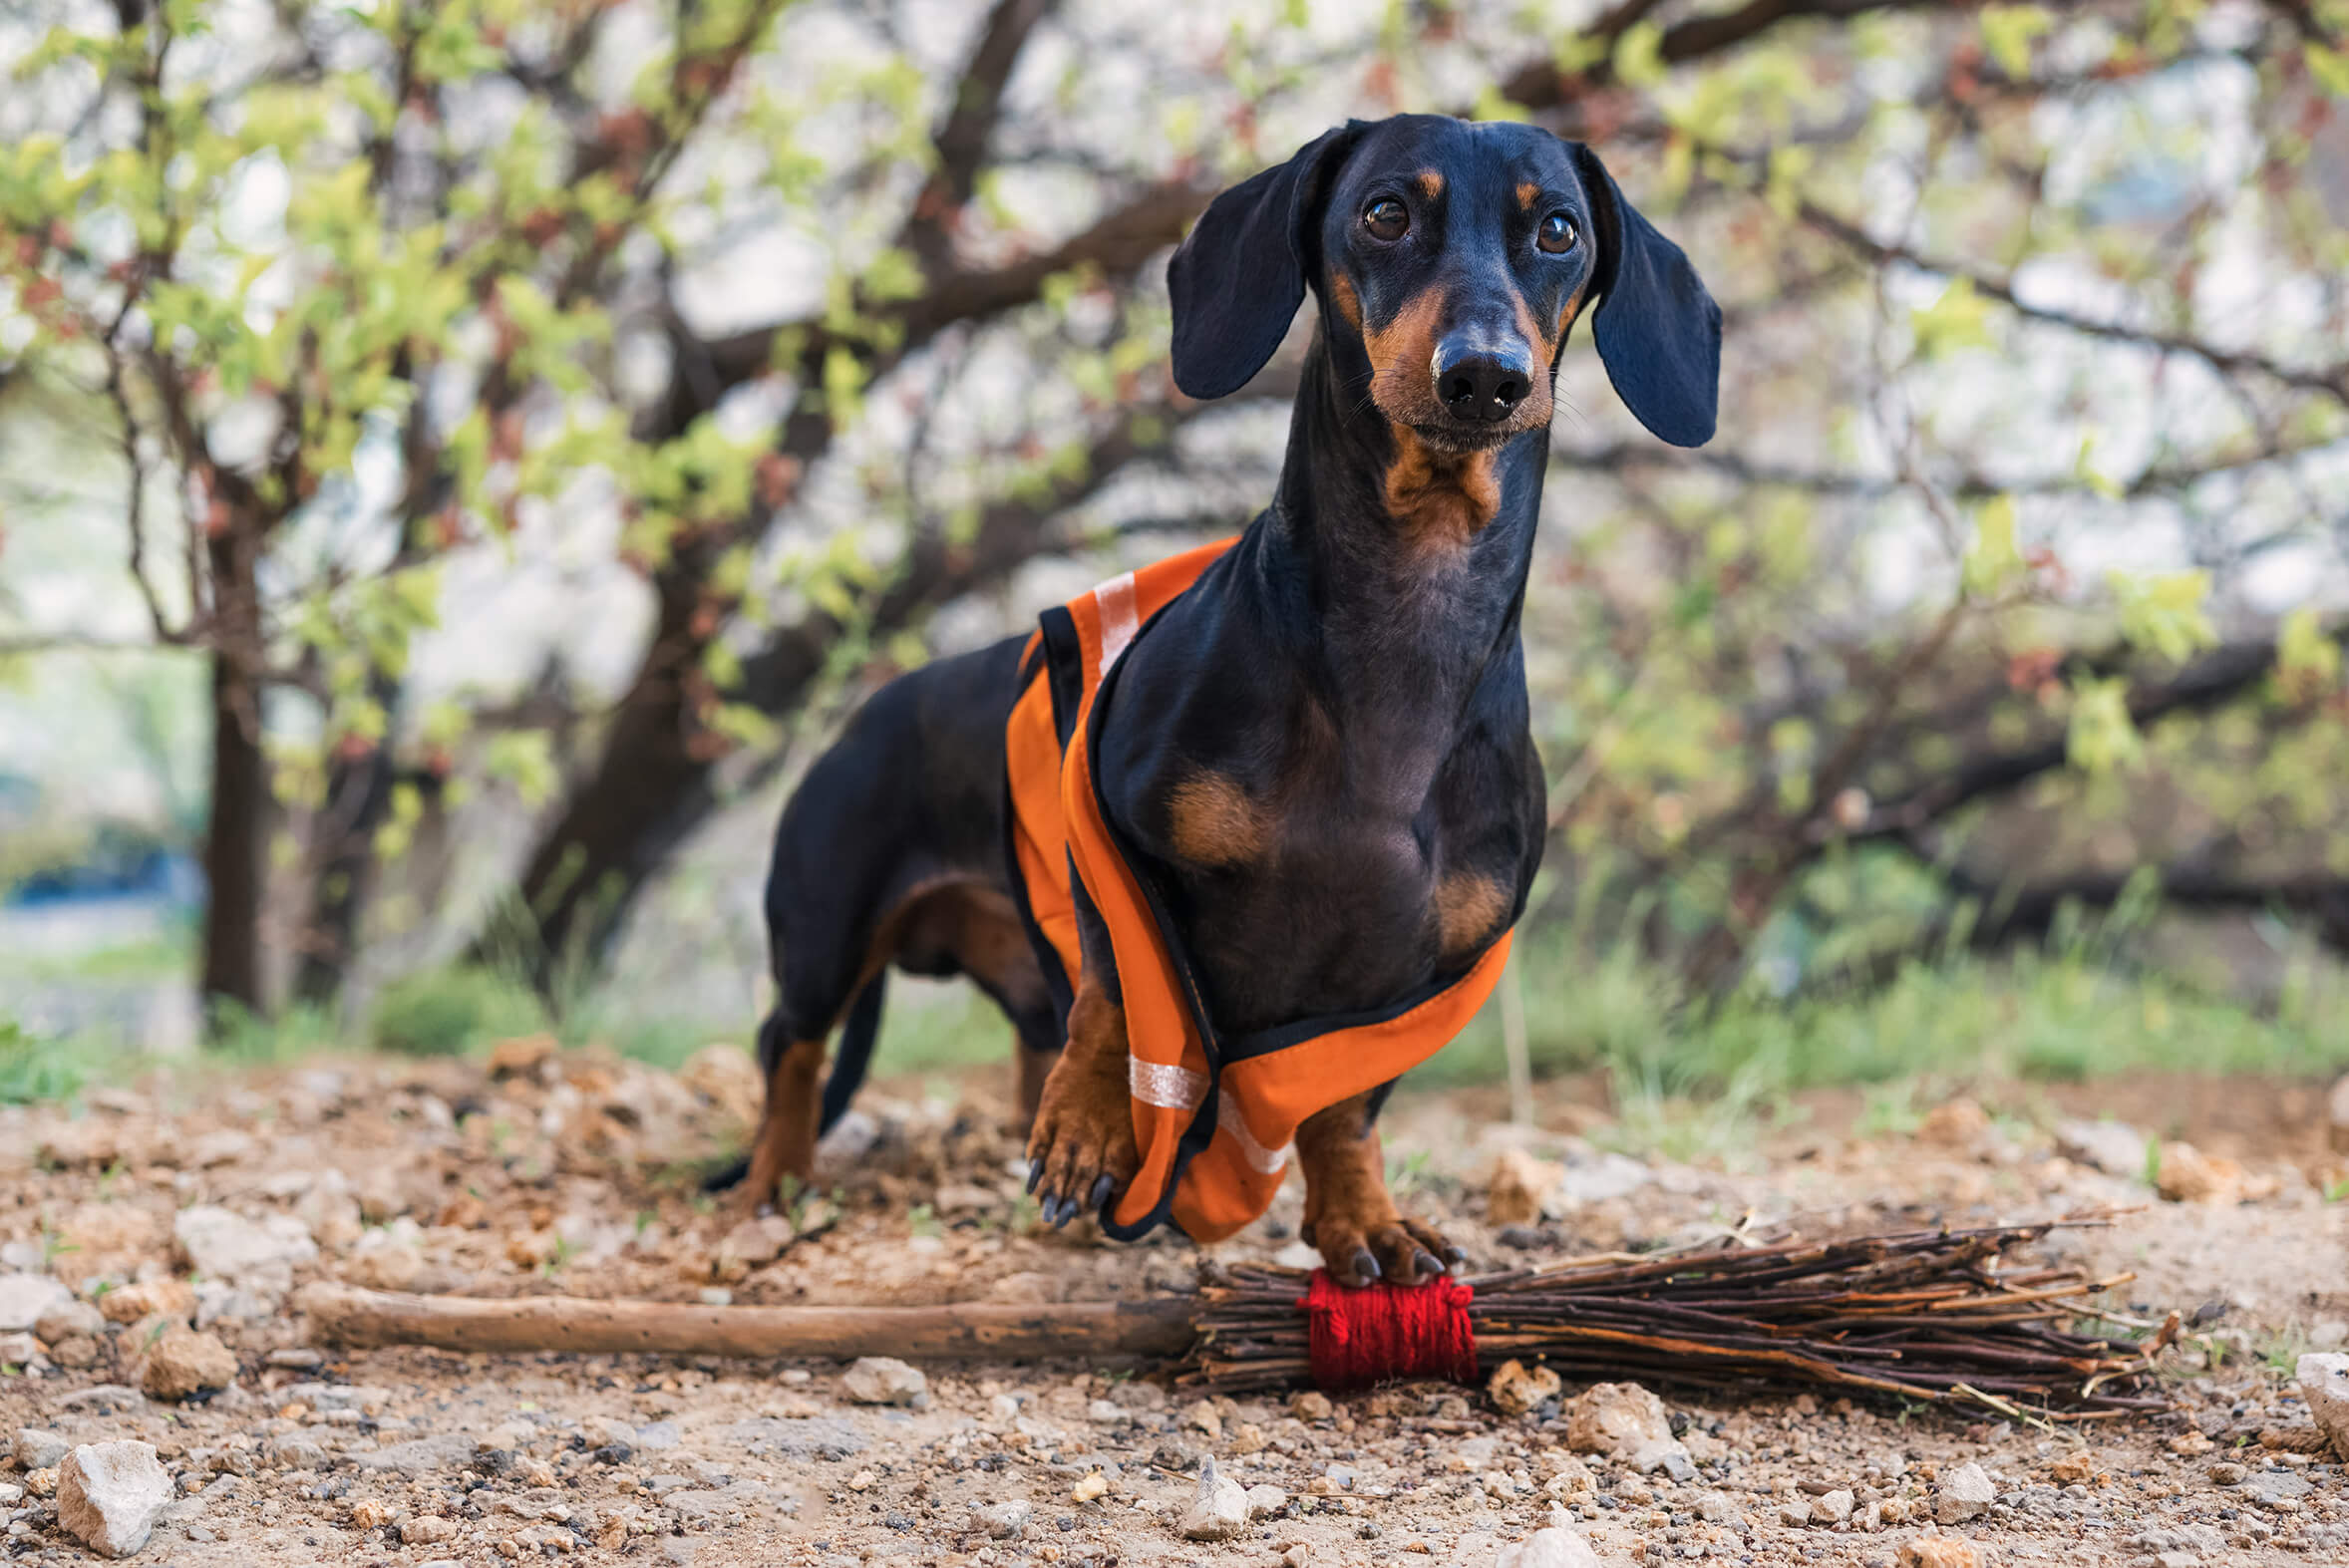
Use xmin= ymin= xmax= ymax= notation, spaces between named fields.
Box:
xmin=1249 ymin=327 xmax=1546 ymax=805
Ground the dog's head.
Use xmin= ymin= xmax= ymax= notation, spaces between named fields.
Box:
xmin=1168 ymin=115 xmax=1720 ymax=451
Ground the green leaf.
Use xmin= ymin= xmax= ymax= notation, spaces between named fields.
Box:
xmin=2066 ymin=677 xmax=2144 ymax=775
xmin=2277 ymin=607 xmax=2340 ymax=693
xmin=1613 ymin=22 xmax=1666 ymax=90
xmin=1962 ymin=494 xmax=2022 ymax=597
xmin=2307 ymin=43 xmax=2349 ymax=100
xmin=2112 ymin=570 xmax=2216 ymax=664
xmin=1980 ymin=4 xmax=2054 ymax=79
xmin=1910 ymin=277 xmax=1993 ymax=359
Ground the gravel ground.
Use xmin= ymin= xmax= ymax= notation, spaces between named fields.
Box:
xmin=2 ymin=1041 xmax=2345 ymax=1567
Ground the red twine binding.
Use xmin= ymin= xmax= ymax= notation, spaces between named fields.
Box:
xmin=1299 ymin=1268 xmax=1478 ymax=1391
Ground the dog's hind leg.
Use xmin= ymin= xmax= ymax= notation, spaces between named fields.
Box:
xmin=818 ymin=974 xmax=887 ymax=1135
xmin=740 ymin=1007 xmax=831 ymax=1213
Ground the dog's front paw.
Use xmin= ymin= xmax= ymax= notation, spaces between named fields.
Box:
xmin=1024 ymin=1061 xmax=1141 ymax=1228
xmin=1302 ymin=1211 xmax=1466 ymax=1289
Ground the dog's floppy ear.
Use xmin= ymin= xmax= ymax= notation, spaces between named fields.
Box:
xmin=1168 ymin=126 xmax=1358 ymax=401
xmin=1568 ymin=143 xmax=1721 ymax=449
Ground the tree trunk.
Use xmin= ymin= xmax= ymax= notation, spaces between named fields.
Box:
xmin=290 ymin=685 xmax=399 ymax=1009
xmin=199 ymin=523 xmax=269 ymax=1020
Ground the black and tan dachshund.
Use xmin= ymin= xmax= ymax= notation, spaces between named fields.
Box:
xmin=715 ymin=114 xmax=1719 ymax=1286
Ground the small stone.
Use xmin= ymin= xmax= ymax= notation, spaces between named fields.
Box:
xmin=1489 ymin=1358 xmax=1561 ymax=1416
xmin=488 ymin=1033 xmax=558 ymax=1078
xmin=349 ymin=1499 xmax=395 ymax=1530
xmin=2047 ymin=1451 xmax=2097 ymax=1483
xmin=57 ymin=1441 xmax=174 ymax=1559
xmin=2155 ymin=1141 xmax=2245 ymax=1203
xmin=1815 ymin=1488 xmax=1855 ymax=1524
xmin=2208 ymin=1460 xmax=2247 ymax=1485
xmin=1071 ymin=1472 xmax=1110 ymax=1504
xmin=1917 ymin=1098 xmax=1990 ymax=1146
xmin=2297 ymin=1353 xmax=2349 ymax=1459
xmin=0 ymin=1272 xmax=73 ymax=1333
xmin=34 ymin=1297 xmax=106 ymax=1342
xmin=1542 ymin=1455 xmax=1597 ymax=1499
xmin=1487 ymin=1148 xmax=1562 ymax=1226
xmin=975 ymin=1499 xmax=1033 ymax=1539
xmin=25 ymin=1466 xmax=58 ymax=1497
xmin=2053 ymin=1119 xmax=2149 ymax=1178
xmin=1897 ymin=1539 xmax=1984 ymax=1568
xmin=1182 ymin=1398 xmax=1223 ymax=1440
xmin=267 ymin=1346 xmax=324 ymax=1370
xmin=717 ymin=1213 xmax=795 ymax=1272
xmin=48 ymin=1332 xmax=100 ymax=1367
xmin=1283 ymin=1547 xmax=1310 ymax=1568
xmin=1289 ymin=1390 xmax=1333 ymax=1421
xmin=1176 ymin=1455 xmax=1249 ymax=1542
xmin=1244 ymin=1484 xmax=1287 ymax=1519
xmin=15 ymin=1427 xmax=70 ymax=1469
xmin=1495 ymin=1523 xmax=1603 ymax=1568
xmin=1695 ymin=1490 xmax=1739 ymax=1524
xmin=172 ymin=1205 xmax=317 ymax=1293
xmin=1935 ymin=1461 xmax=1996 ymax=1524
xmin=1779 ymin=1498 xmax=1814 ymax=1526
xmin=139 ymin=1325 xmax=238 ymax=1400
xmin=399 ymin=1514 xmax=459 ymax=1545
xmin=100 ymin=1278 xmax=196 ymax=1325
xmin=841 ymin=1356 xmax=927 ymax=1406
xmin=1562 ymin=1383 xmax=1685 ymax=1473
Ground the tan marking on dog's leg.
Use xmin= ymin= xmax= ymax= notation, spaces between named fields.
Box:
xmin=742 ymin=1037 xmax=826 ymax=1215
xmin=1024 ymin=985 xmax=1140 ymax=1222
xmin=1297 ymin=1091 xmax=1464 ymax=1287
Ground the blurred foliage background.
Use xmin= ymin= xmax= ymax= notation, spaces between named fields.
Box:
xmin=4 ymin=0 xmax=2349 ymax=1116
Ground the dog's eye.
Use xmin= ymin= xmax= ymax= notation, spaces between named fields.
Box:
xmin=1362 ymin=198 xmax=1410 ymax=242
xmin=1536 ymin=211 xmax=1578 ymax=254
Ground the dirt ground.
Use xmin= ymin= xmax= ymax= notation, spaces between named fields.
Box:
xmin=2 ymin=1040 xmax=2345 ymax=1568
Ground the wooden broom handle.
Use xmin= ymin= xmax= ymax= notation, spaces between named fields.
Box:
xmin=298 ymin=1283 xmax=1199 ymax=1362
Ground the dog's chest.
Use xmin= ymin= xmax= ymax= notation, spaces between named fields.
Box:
xmin=1146 ymin=742 xmax=1519 ymax=1034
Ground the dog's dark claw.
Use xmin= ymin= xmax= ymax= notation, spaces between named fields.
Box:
xmin=1088 ymin=1173 xmax=1115 ymax=1212
xmin=1350 ymin=1247 xmax=1380 ymax=1284
xmin=1026 ymin=1158 xmax=1044 ymax=1194
xmin=1051 ymin=1196 xmax=1077 ymax=1227
xmin=1412 ymin=1248 xmax=1446 ymax=1279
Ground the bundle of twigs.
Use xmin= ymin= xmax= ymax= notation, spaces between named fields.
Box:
xmin=1184 ymin=1221 xmax=2173 ymax=1418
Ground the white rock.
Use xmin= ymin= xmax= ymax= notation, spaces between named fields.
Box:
xmin=57 ymin=1441 xmax=174 ymax=1558
xmin=974 ymin=1499 xmax=1032 ymax=1538
xmin=172 ymin=1206 xmax=317 ymax=1294
xmin=36 ymin=1297 xmax=107 ymax=1341
xmin=14 ymin=1427 xmax=69 ymax=1469
xmin=0 ymin=1272 xmax=73 ymax=1333
xmin=1934 ymin=1459 xmax=1996 ymax=1523
xmin=1495 ymin=1524 xmax=1602 ymax=1568
xmin=1177 ymin=1455 xmax=1249 ymax=1542
xmin=2297 ymin=1353 xmax=2349 ymax=1459
xmin=1815 ymin=1488 xmax=1855 ymax=1524
xmin=1553 ymin=1151 xmax=1653 ymax=1206
xmin=2054 ymin=1119 xmax=2149 ymax=1178
xmin=840 ymin=1356 xmax=927 ymax=1406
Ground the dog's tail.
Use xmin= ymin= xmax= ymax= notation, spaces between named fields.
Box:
xmin=700 ymin=976 xmax=887 ymax=1193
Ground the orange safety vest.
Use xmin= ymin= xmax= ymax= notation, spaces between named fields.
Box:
xmin=1002 ymin=538 xmax=1513 ymax=1244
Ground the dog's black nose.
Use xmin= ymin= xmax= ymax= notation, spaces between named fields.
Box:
xmin=1436 ymin=348 xmax=1529 ymax=423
